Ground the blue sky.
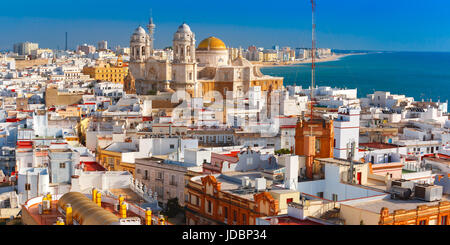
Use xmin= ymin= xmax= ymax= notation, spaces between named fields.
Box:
xmin=1 ymin=0 xmax=450 ymax=51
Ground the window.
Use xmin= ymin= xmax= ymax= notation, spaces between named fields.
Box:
xmin=242 ymin=214 xmax=247 ymax=225
xmin=170 ymin=144 xmax=175 ymax=149
xmin=144 ymin=170 xmax=149 ymax=180
xmin=27 ymin=163 xmax=32 ymax=168
xmin=137 ymin=169 xmax=141 ymax=174
xmin=170 ymin=175 xmax=176 ymax=186
xmin=440 ymin=216 xmax=448 ymax=225
xmin=207 ymin=200 xmax=212 ymax=214
xmin=332 ymin=194 xmax=338 ymax=202
xmin=286 ymin=198 xmax=293 ymax=204
xmin=233 ymin=211 xmax=237 ymax=222
xmin=60 ymin=163 xmax=66 ymax=169
xmin=157 ymin=172 xmax=163 ymax=180
xmin=418 ymin=219 xmax=427 ymax=225
xmin=315 ymin=139 xmax=321 ymax=153
xmin=224 ymin=207 xmax=228 ymax=218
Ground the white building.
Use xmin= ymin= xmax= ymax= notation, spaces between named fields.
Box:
xmin=13 ymin=42 xmax=39 ymax=56
xmin=296 ymin=158 xmax=384 ymax=201
xmin=334 ymin=107 xmax=361 ymax=160
xmin=17 ymin=168 xmax=50 ymax=204
xmin=94 ymin=82 xmax=124 ymax=98
xmin=361 ymin=91 xmax=414 ymax=109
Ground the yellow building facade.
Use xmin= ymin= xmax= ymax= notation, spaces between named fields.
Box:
xmin=97 ymin=148 xmax=135 ymax=176
xmin=82 ymin=57 xmax=128 ymax=84
xmin=263 ymin=52 xmax=278 ymax=62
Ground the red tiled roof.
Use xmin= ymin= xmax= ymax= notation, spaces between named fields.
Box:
xmin=223 ymin=150 xmax=240 ymax=158
xmin=359 ymin=143 xmax=399 ymax=149
xmin=17 ymin=141 xmax=33 ymax=149
xmin=6 ymin=118 xmax=22 ymax=123
xmin=83 ymin=161 xmax=106 ymax=171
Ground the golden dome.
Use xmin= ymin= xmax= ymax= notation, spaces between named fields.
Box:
xmin=197 ymin=36 xmax=227 ymax=50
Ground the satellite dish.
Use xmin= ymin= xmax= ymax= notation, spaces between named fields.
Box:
xmin=270 ymin=217 xmax=279 ymax=225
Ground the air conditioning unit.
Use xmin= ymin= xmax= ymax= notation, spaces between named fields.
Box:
xmin=390 ymin=186 xmax=412 ymax=200
xmin=241 ymin=177 xmax=250 ymax=188
xmin=414 ymin=184 xmax=443 ymax=202
xmin=391 ymin=179 xmax=415 ymax=190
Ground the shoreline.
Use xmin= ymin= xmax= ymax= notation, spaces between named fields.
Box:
xmin=253 ymin=53 xmax=366 ymax=68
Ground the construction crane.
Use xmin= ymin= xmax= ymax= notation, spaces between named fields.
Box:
xmin=309 ymin=0 xmax=316 ymax=120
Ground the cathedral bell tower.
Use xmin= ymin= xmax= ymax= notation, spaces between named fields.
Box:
xmin=130 ymin=26 xmax=151 ymax=63
xmin=173 ymin=22 xmax=196 ymax=63
xmin=171 ymin=22 xmax=198 ymax=96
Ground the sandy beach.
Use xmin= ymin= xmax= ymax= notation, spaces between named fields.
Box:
xmin=252 ymin=53 xmax=365 ymax=67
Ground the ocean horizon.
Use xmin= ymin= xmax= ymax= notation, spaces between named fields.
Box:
xmin=261 ymin=51 xmax=450 ymax=104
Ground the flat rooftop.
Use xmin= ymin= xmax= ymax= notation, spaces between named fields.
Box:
xmin=315 ymin=157 xmax=365 ymax=166
xmin=193 ymin=171 xmax=287 ymax=201
xmin=348 ymin=194 xmax=450 ymax=214
xmin=423 ymin=156 xmax=450 ymax=165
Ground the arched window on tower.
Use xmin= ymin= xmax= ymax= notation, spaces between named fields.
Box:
xmin=142 ymin=46 xmax=145 ymax=56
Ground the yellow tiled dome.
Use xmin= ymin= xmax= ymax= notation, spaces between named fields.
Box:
xmin=197 ymin=36 xmax=227 ymax=50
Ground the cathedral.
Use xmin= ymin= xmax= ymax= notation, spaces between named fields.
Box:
xmin=124 ymin=17 xmax=283 ymax=101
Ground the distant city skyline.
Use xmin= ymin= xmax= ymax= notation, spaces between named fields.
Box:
xmin=2 ymin=0 xmax=450 ymax=52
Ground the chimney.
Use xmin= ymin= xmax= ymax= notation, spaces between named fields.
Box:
xmin=285 ymin=155 xmax=299 ymax=190
xmin=255 ymin=177 xmax=267 ymax=192
xmin=65 ymin=204 xmax=73 ymax=225
xmin=145 ymin=207 xmax=152 ymax=225
xmin=92 ymin=188 xmax=97 ymax=202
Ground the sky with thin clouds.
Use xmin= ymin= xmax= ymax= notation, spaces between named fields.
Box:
xmin=1 ymin=0 xmax=450 ymax=52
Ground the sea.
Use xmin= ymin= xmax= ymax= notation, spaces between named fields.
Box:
xmin=260 ymin=51 xmax=450 ymax=103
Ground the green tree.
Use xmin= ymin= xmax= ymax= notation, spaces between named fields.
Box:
xmin=275 ymin=148 xmax=292 ymax=155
